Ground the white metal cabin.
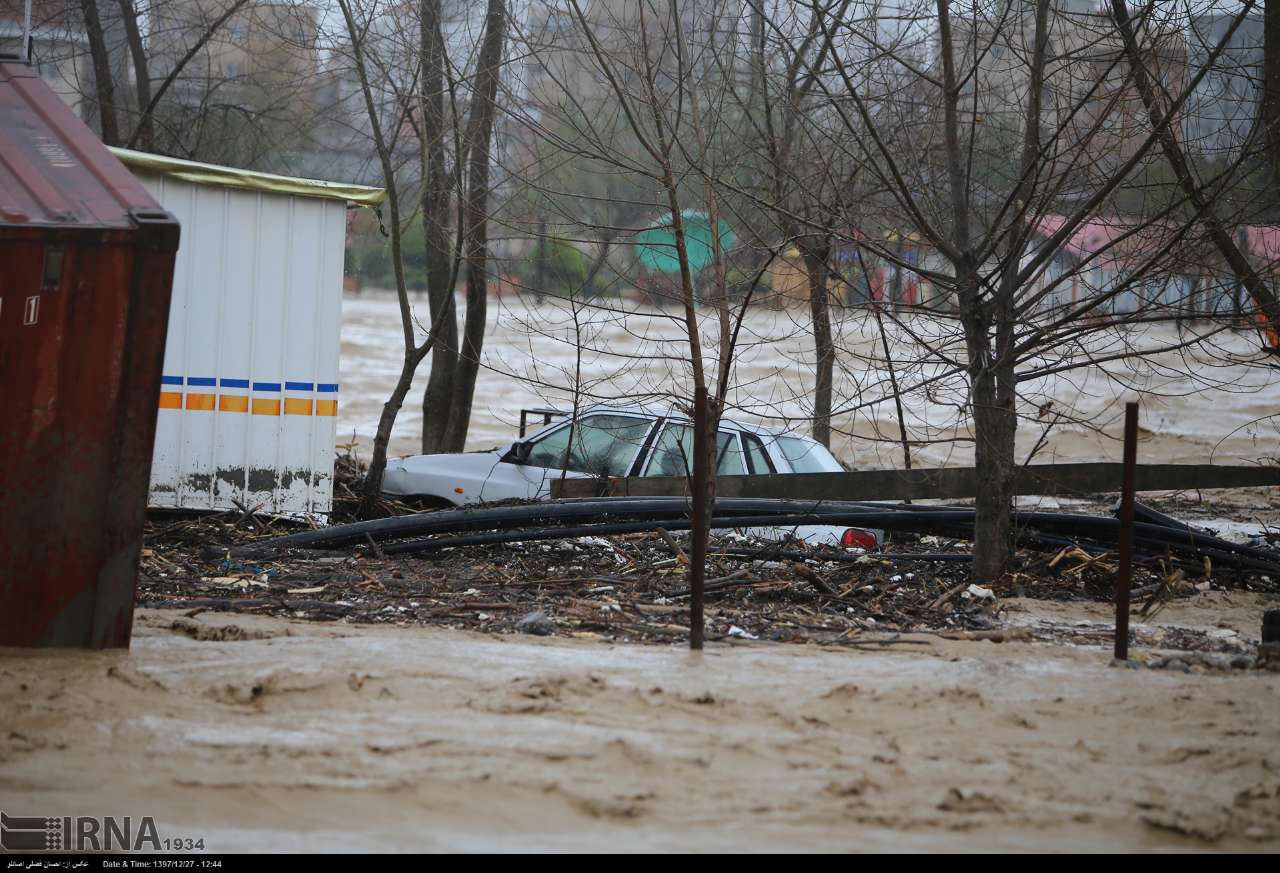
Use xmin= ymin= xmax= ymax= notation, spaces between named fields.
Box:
xmin=110 ymin=148 xmax=384 ymax=518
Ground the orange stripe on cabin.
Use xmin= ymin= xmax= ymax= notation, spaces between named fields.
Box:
xmin=315 ymin=399 xmax=338 ymax=417
xmin=283 ymin=398 xmax=313 ymax=416
xmin=158 ymin=392 xmax=182 ymax=409
xmin=219 ymin=395 xmax=249 ymax=413
xmin=185 ymin=393 xmax=216 ymax=411
xmin=251 ymin=398 xmax=281 ymax=416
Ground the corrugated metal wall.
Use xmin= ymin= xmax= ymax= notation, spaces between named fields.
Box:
xmin=139 ymin=173 xmax=344 ymax=518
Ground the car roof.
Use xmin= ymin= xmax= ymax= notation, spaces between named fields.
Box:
xmin=528 ymin=404 xmax=817 ymax=444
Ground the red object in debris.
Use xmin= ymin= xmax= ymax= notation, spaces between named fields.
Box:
xmin=0 ymin=62 xmax=180 ymax=648
xmin=841 ymin=528 xmax=878 ymax=550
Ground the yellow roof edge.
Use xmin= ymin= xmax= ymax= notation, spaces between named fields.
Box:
xmin=108 ymin=147 xmax=387 ymax=207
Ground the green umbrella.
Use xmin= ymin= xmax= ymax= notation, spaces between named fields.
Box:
xmin=634 ymin=209 xmax=734 ymax=274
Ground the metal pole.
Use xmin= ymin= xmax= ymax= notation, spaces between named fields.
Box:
xmin=1115 ymin=401 xmax=1138 ymax=661
xmin=689 ymin=385 xmax=708 ymax=650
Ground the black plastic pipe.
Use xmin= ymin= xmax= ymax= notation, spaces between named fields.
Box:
xmin=372 ymin=510 xmax=1280 ymax=572
xmin=237 ymin=497 xmax=1280 ymax=573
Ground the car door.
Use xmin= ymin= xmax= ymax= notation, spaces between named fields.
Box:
xmin=494 ymin=412 xmax=658 ymax=501
xmin=640 ymin=423 xmax=746 ymax=477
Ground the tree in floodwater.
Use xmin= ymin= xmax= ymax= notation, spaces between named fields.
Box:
xmin=332 ymin=0 xmax=509 ymax=511
xmin=496 ymin=0 xmax=781 ymax=647
xmin=758 ymin=0 xmax=1280 ymax=581
xmin=417 ymin=0 xmax=510 ymax=455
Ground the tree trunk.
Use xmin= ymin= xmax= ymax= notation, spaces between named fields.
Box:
xmin=117 ymin=0 xmax=152 ymax=151
xmin=419 ymin=0 xmax=459 ymax=454
xmin=80 ymin=0 xmax=119 ymax=145
xmin=801 ymin=240 xmax=834 ymax=447
xmin=1264 ymin=0 xmax=1280 ymax=192
xmin=688 ymin=387 xmax=712 ymax=650
xmin=364 ymin=363 xmax=416 ymax=513
xmin=421 ymin=337 xmax=458 ymax=453
xmin=873 ymin=303 xmax=913 ymax=474
xmin=534 ymin=216 xmax=547 ymax=303
xmin=442 ymin=0 xmax=506 ymax=453
xmin=969 ymin=358 xmax=1018 ymax=582
xmin=958 ymin=263 xmax=1019 ymax=581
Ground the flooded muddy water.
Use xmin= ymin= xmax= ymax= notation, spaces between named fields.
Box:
xmin=339 ymin=292 xmax=1279 ymax=465
xmin=2 ymin=600 xmax=1278 ymax=851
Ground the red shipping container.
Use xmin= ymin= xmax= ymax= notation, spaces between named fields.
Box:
xmin=0 ymin=61 xmax=180 ymax=648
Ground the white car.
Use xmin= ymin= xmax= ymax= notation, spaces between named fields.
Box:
xmin=382 ymin=406 xmax=880 ymax=549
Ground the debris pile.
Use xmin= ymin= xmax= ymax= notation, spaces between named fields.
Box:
xmin=328 ymin=445 xmax=420 ymax=521
xmin=139 ymin=500 xmax=1279 ymax=658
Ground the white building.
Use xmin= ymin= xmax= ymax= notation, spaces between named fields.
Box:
xmin=110 ymin=147 xmax=384 ymax=518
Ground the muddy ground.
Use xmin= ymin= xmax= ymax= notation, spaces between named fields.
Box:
xmin=1 ymin=490 xmax=1278 ymax=852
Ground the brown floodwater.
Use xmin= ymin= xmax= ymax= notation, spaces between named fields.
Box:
xmin=2 ymin=596 xmax=1277 ymax=851
xmin=338 ymin=292 xmax=1279 ymax=466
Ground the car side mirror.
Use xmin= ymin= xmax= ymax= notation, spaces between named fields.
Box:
xmin=507 ymin=441 xmax=532 ymax=465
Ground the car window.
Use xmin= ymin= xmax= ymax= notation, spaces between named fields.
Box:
xmin=524 ymin=414 xmax=654 ymax=476
xmin=643 ymin=425 xmax=744 ymax=476
xmin=524 ymin=425 xmax=572 ymax=470
xmin=741 ymin=432 xmax=774 ymax=474
xmin=718 ymin=432 xmax=745 ymax=475
xmin=774 ymin=435 xmax=843 ymax=473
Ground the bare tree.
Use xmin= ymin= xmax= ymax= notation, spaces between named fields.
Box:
xmin=417 ymin=0 xmax=509 ymax=455
xmin=128 ymin=0 xmax=257 ymax=153
xmin=445 ymin=0 xmax=509 ymax=450
xmin=336 ymin=0 xmax=449 ymax=514
xmin=1263 ymin=0 xmax=1280 ymax=191
xmin=7 ymin=0 xmax=351 ymax=171
xmin=115 ymin=0 xmax=152 ymax=149
xmin=78 ymin=0 xmax=120 ymax=143
xmin=523 ymin=0 xmax=788 ymax=646
xmin=745 ymin=0 xmax=1280 ymax=581
xmin=1110 ymin=0 xmax=1279 ymax=351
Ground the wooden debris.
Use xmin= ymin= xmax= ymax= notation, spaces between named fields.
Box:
xmin=791 ymin=562 xmax=836 ymax=596
xmin=655 ymin=527 xmax=688 ymax=564
xmin=135 ymin=492 xmax=1280 ymax=649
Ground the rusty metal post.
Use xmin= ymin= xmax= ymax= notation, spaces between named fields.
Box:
xmin=689 ymin=386 xmax=709 ymax=650
xmin=1115 ymin=401 xmax=1139 ymax=661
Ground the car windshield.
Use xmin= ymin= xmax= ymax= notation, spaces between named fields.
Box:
xmin=774 ymin=436 xmax=843 ymax=473
xmin=643 ymin=425 xmax=745 ymax=476
xmin=523 ymin=414 xmax=654 ymax=476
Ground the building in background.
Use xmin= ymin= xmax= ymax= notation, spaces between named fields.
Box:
xmin=947 ymin=1 xmax=1187 ymax=174
xmin=0 ymin=0 xmax=128 ymax=135
xmin=1183 ymin=10 xmax=1264 ymax=157
xmin=139 ymin=0 xmax=328 ymax=172
xmin=148 ymin=0 xmax=320 ymax=101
